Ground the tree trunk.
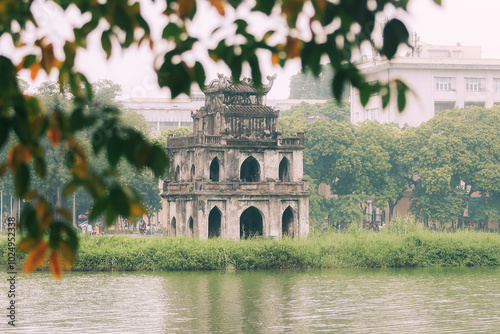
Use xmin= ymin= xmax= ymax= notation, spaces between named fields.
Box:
xmin=388 ymin=198 xmax=400 ymax=223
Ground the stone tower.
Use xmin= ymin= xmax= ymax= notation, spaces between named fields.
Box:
xmin=160 ymin=74 xmax=309 ymax=239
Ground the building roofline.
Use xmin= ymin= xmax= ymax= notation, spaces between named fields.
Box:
xmin=358 ymin=58 xmax=500 ymax=74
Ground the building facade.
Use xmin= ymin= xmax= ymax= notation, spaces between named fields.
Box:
xmin=122 ymin=95 xmax=327 ymax=136
xmin=160 ymin=75 xmax=310 ymax=239
xmin=351 ymin=45 xmax=500 ymax=126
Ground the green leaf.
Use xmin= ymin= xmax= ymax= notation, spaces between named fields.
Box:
xmin=11 ymin=113 xmax=31 ymax=145
xmin=359 ymin=84 xmax=371 ymax=107
xmin=194 ymin=62 xmax=206 ymax=90
xmin=382 ymin=19 xmax=409 ymax=59
xmin=332 ymin=69 xmax=346 ymax=101
xmin=69 ymin=107 xmax=84 ymax=132
xmin=92 ymin=130 xmax=106 ymax=154
xmin=248 ymin=55 xmax=262 ymax=89
xmin=301 ymin=41 xmax=321 ymax=76
xmin=34 ymin=157 xmax=46 ymax=178
xmin=15 ymin=163 xmax=30 ymax=197
xmin=105 ymin=209 xmax=118 ymax=227
xmin=147 ymin=145 xmax=169 ymax=178
xmin=253 ymin=0 xmax=275 ymax=15
xmin=381 ymin=87 xmax=390 ymax=109
xmin=22 ymin=54 xmax=37 ymax=69
xmin=101 ymin=30 xmax=112 ymax=59
xmin=107 ymin=133 xmax=122 ymax=167
xmin=109 ymin=186 xmax=130 ymax=217
xmin=89 ymin=197 xmax=108 ymax=221
xmin=157 ymin=60 xmax=192 ymax=98
xmin=19 ymin=205 xmax=40 ymax=239
xmin=396 ymin=80 xmax=408 ymax=111
xmin=62 ymin=223 xmax=79 ymax=253
xmin=49 ymin=222 xmax=62 ymax=249
xmin=162 ymin=23 xmax=183 ymax=41
xmin=0 ymin=117 xmax=9 ymax=150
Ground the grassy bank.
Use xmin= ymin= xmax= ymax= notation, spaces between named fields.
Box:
xmin=2 ymin=221 xmax=500 ymax=271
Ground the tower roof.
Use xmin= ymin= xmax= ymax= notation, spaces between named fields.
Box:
xmin=204 ymin=73 xmax=277 ymax=95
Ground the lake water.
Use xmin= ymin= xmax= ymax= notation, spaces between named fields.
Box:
xmin=1 ymin=267 xmax=499 ymax=333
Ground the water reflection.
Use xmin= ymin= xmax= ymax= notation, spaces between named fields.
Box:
xmin=2 ymin=267 xmax=499 ymax=333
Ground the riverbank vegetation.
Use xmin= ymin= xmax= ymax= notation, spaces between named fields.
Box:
xmin=2 ymin=219 xmax=499 ymax=272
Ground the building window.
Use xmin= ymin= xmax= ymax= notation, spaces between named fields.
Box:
xmin=465 ymin=78 xmax=485 ymax=92
xmin=353 ymin=111 xmax=360 ymax=123
xmin=429 ymin=50 xmax=448 ymax=57
xmin=434 ymin=102 xmax=455 ymax=115
xmin=494 ymin=79 xmax=500 ymax=92
xmin=435 ymin=77 xmax=454 ymax=91
xmin=365 ymin=108 xmax=379 ymax=121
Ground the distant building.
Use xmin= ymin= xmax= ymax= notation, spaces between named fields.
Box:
xmin=351 ymin=44 xmax=500 ymax=126
xmin=121 ymin=93 xmax=205 ymax=135
xmin=122 ymin=94 xmax=327 ymax=136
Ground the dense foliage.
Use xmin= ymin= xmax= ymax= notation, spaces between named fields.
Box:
xmin=2 ymin=219 xmax=499 ymax=271
xmin=402 ymin=107 xmax=500 ymax=225
xmin=297 ymin=106 xmax=500 ymax=228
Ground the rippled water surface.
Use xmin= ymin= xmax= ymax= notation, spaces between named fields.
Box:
xmin=2 ymin=267 xmax=500 ymax=333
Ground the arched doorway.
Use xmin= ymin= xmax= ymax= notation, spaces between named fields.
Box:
xmin=188 ymin=216 xmax=194 ymax=237
xmin=279 ymin=157 xmax=290 ymax=182
xmin=240 ymin=156 xmax=260 ymax=182
xmin=208 ymin=207 xmax=221 ymax=238
xmin=240 ymin=206 xmax=263 ymax=239
xmin=190 ymin=164 xmax=195 ymax=181
xmin=282 ymin=206 xmax=294 ymax=237
xmin=171 ymin=217 xmax=177 ymax=236
xmin=210 ymin=158 xmax=220 ymax=181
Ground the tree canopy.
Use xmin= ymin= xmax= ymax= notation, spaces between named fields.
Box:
xmin=0 ymin=0 xmax=439 ymax=277
xmin=402 ymin=107 xmax=500 ymax=225
xmin=289 ymin=64 xmax=353 ymax=100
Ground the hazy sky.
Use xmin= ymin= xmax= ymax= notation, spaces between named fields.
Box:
xmin=10 ymin=0 xmax=500 ymax=100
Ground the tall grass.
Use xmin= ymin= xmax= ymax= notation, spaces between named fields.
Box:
xmin=1 ymin=218 xmax=499 ymax=271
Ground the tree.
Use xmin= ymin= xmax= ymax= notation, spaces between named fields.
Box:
xmin=402 ymin=106 xmax=500 ymax=226
xmin=304 ymin=120 xmax=408 ymax=223
xmin=304 ymin=120 xmax=357 ymax=187
xmin=355 ymin=122 xmax=407 ymax=221
xmin=0 ymin=0 xmax=436 ymax=277
xmin=150 ymin=127 xmax=193 ymax=152
xmin=281 ymin=99 xmax=350 ymax=123
xmin=302 ymin=175 xmax=331 ymax=229
xmin=277 ymin=115 xmax=309 ymax=137
xmin=329 ymin=194 xmax=369 ymax=228
xmin=289 ymin=64 xmax=334 ymax=99
xmin=289 ymin=64 xmax=352 ymax=100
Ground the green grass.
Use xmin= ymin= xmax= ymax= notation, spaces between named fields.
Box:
xmin=1 ymin=218 xmax=499 ymax=271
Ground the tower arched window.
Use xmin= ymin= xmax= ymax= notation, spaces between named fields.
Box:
xmin=190 ymin=164 xmax=195 ymax=181
xmin=240 ymin=156 xmax=260 ymax=182
xmin=240 ymin=206 xmax=263 ymax=239
xmin=210 ymin=158 xmax=220 ymax=182
xmin=208 ymin=207 xmax=221 ymax=238
xmin=279 ymin=157 xmax=290 ymax=182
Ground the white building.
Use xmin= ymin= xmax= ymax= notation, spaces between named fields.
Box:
xmin=351 ymin=45 xmax=500 ymax=126
xmin=123 ymin=94 xmax=327 ymax=136
xmin=121 ymin=92 xmax=205 ymax=135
